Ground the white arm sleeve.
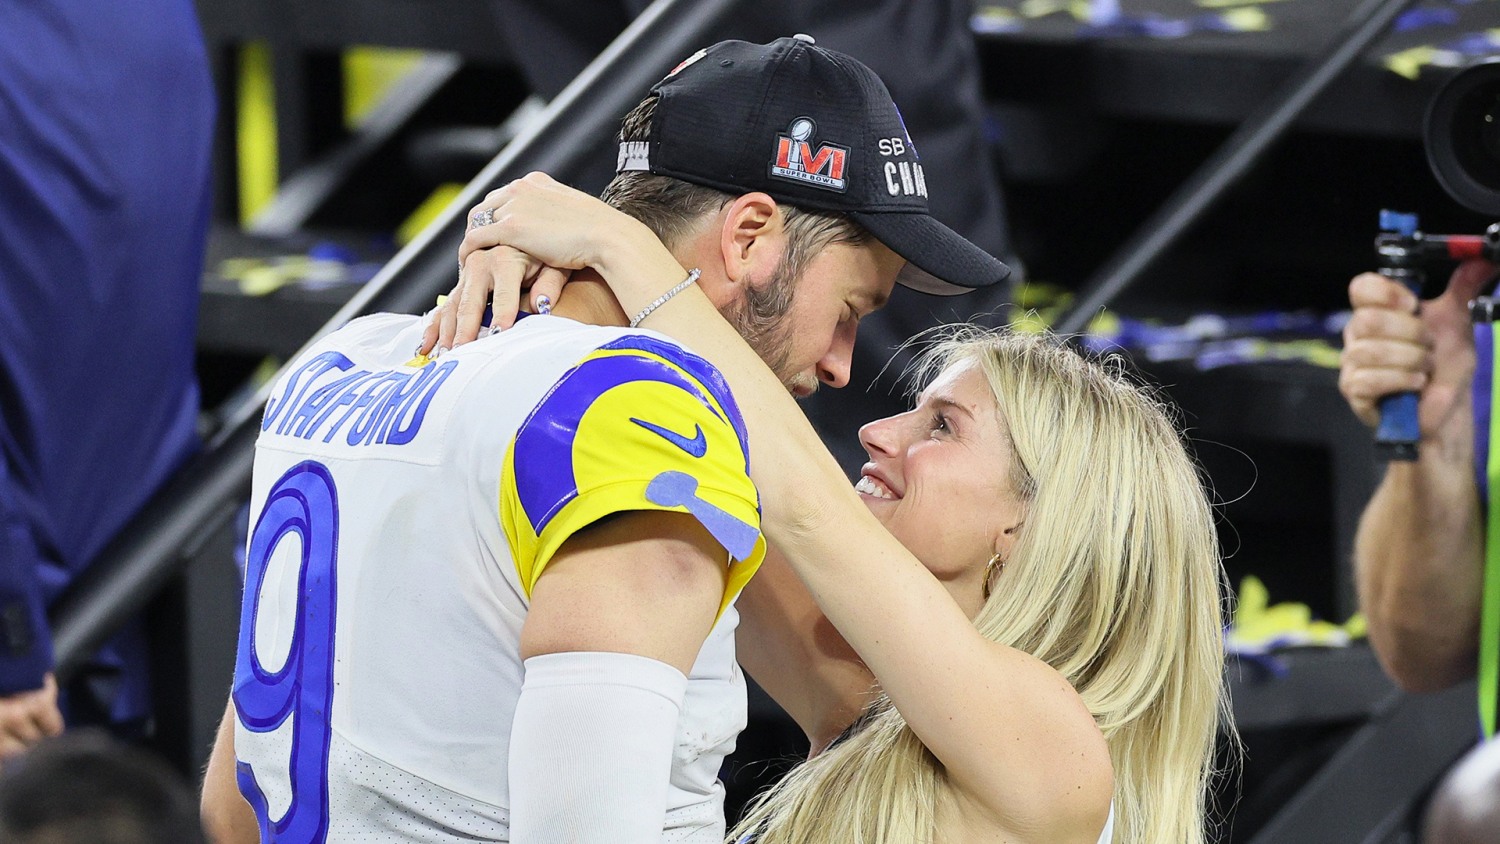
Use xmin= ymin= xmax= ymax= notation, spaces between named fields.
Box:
xmin=508 ymin=651 xmax=689 ymax=843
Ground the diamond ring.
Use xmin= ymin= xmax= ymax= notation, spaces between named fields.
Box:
xmin=469 ymin=208 xmax=495 ymax=230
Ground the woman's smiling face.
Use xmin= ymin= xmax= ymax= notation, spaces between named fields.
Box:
xmin=853 ymin=359 xmax=1027 ymax=614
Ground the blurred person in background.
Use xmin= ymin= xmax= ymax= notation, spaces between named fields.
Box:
xmin=0 ymin=731 xmax=207 ymax=843
xmin=1422 ymin=738 xmax=1500 ymax=844
xmin=0 ymin=0 xmax=214 ymax=754
xmin=1343 ymin=259 xmax=1500 ymax=843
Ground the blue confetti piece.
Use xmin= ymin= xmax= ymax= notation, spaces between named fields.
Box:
xmin=1236 ymin=650 xmax=1291 ymax=680
xmin=1394 ymin=7 xmax=1460 ymax=32
xmin=969 ymin=11 xmax=1024 ymax=34
xmin=1441 ymin=31 xmax=1500 ymax=56
xmin=307 ymin=241 xmax=359 ymax=264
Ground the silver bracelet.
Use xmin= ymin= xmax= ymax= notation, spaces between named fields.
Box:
xmin=629 ymin=268 xmax=701 ymax=328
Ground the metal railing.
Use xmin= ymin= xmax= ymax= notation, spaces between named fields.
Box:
xmin=1054 ymin=0 xmax=1418 ymax=334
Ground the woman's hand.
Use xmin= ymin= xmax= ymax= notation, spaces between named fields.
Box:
xmin=421 ymin=245 xmax=567 ymax=355
xmin=420 ymin=172 xmax=672 ymax=355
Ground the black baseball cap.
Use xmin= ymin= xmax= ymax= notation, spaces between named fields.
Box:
xmin=616 ymin=35 xmax=1011 ymax=296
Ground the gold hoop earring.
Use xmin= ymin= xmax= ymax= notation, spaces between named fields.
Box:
xmin=983 ymin=552 xmax=1006 ymax=601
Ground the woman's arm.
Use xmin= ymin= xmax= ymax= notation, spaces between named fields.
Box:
xmin=455 ymin=174 xmax=1112 ymax=834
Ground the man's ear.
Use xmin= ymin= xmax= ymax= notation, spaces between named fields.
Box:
xmin=717 ymin=192 xmax=786 ymax=292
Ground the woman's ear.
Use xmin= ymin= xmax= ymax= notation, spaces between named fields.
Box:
xmin=718 ymin=192 xmax=785 ymax=291
xmin=993 ymin=520 xmax=1024 ymax=561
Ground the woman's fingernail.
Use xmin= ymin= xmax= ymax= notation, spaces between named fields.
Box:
xmin=535 ymin=294 xmax=552 ymax=315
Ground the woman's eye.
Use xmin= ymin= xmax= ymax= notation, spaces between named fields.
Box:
xmin=931 ymin=412 xmax=949 ymax=434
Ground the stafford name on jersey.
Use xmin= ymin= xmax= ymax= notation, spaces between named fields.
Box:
xmin=261 ymin=350 xmax=458 ymax=447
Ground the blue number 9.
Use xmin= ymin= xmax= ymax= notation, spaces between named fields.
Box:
xmin=233 ymin=461 xmax=340 ymax=843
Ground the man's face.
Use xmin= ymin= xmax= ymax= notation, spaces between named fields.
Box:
xmin=724 ymin=239 xmax=902 ymax=397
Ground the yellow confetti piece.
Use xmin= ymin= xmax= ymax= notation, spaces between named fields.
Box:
xmin=239 ymin=264 xmax=301 ymax=297
xmin=1278 ymin=339 xmax=1342 ymax=369
xmin=233 ymin=256 xmax=350 ymax=296
xmin=237 ymin=42 xmax=278 ymax=225
xmin=1018 ymin=0 xmax=1070 ymax=18
xmin=1228 ymin=576 xmax=1365 ymax=652
xmin=1221 ymin=7 xmax=1271 ymax=31
xmin=1010 ymin=281 xmax=1071 ymax=310
xmin=1384 ymin=46 xmax=1439 ymax=81
xmin=1196 ymin=0 xmax=1289 ymax=7
xmin=1343 ymin=612 xmax=1367 ymax=639
xmin=344 ymin=47 xmax=425 ymax=130
xmin=971 ymin=7 xmax=1020 ymax=29
xmin=251 ymin=356 xmax=282 ymax=388
xmin=217 ymin=257 xmax=263 ymax=280
xmin=1087 ymin=310 xmax=1121 ymax=338
xmin=1008 ymin=309 xmax=1053 ymax=334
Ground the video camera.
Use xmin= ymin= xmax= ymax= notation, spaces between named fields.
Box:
xmin=1375 ymin=60 xmax=1500 ymax=461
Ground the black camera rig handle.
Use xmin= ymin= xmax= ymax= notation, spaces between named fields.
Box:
xmin=1373 ymin=210 xmax=1500 ymax=460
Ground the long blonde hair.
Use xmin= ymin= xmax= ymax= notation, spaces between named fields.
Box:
xmin=729 ymin=330 xmax=1232 ymax=843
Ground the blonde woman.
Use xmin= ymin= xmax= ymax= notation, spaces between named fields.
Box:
xmin=442 ymin=173 xmax=1232 ymax=843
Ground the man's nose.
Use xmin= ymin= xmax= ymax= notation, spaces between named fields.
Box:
xmin=815 ymin=323 xmax=857 ymax=389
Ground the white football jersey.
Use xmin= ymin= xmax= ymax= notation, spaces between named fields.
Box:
xmin=232 ymin=313 xmax=765 ymax=842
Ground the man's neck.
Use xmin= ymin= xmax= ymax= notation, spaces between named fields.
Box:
xmin=547 ymin=268 xmax=630 ymax=327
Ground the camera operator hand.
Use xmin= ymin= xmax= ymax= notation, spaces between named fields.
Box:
xmin=1345 ymin=258 xmax=1495 ymax=693
xmin=1340 ymin=259 xmax=1495 ymax=446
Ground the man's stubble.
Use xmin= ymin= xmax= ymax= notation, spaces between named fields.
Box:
xmin=720 ymin=260 xmax=818 ymax=397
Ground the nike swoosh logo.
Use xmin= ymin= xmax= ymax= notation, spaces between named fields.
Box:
xmin=630 ymin=418 xmax=707 ymax=458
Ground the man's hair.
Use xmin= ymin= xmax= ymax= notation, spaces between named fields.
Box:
xmin=600 ymin=93 xmax=872 ymax=289
xmin=0 ymin=731 xmax=207 ymax=844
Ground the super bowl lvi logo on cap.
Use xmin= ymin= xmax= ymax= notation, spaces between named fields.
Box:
xmin=769 ymin=117 xmax=849 ymax=192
